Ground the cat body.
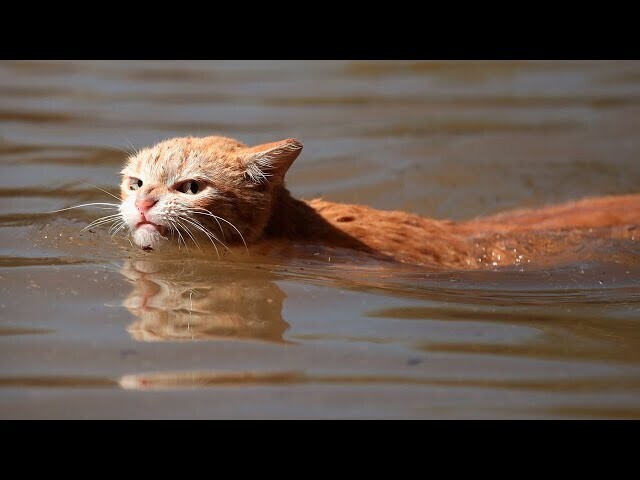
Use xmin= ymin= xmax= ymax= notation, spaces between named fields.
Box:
xmin=119 ymin=136 xmax=640 ymax=269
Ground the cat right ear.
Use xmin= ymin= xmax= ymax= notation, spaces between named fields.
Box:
xmin=242 ymin=138 xmax=303 ymax=184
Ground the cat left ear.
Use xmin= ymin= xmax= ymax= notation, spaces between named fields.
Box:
xmin=242 ymin=138 xmax=303 ymax=183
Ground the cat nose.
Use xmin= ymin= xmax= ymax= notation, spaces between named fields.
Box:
xmin=135 ymin=196 xmax=157 ymax=213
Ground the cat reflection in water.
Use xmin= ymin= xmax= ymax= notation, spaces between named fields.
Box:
xmin=80 ymin=135 xmax=639 ymax=269
xmin=120 ymin=259 xmax=289 ymax=343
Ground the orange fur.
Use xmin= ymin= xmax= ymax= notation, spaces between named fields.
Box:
xmin=121 ymin=135 xmax=640 ymax=269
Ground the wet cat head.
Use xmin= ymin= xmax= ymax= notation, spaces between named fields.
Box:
xmin=120 ymin=136 xmax=302 ymax=250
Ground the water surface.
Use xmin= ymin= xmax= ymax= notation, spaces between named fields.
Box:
xmin=1 ymin=60 xmax=640 ymax=419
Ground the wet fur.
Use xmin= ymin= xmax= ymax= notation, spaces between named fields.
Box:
xmin=120 ymin=135 xmax=640 ymax=269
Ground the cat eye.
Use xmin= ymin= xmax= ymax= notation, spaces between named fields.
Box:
xmin=128 ymin=178 xmax=143 ymax=191
xmin=177 ymin=180 xmax=202 ymax=195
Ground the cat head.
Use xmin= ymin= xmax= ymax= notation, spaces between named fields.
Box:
xmin=119 ymin=136 xmax=302 ymax=250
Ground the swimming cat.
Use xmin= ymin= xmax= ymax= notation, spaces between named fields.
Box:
xmin=118 ymin=135 xmax=640 ymax=269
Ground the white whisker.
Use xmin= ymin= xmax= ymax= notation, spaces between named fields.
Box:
xmin=170 ymin=220 xmax=189 ymax=253
xmin=188 ymin=217 xmax=232 ymax=254
xmin=190 ymin=207 xmax=248 ymax=254
xmin=194 ymin=211 xmax=226 ymax=240
xmin=82 ymin=214 xmax=122 ymax=231
xmin=80 ymin=181 xmax=121 ymax=201
xmin=85 ymin=213 xmax=121 ymax=224
xmin=98 ymin=143 xmax=134 ymax=157
xmin=43 ymin=203 xmax=120 ymax=214
xmin=179 ymin=216 xmax=221 ymax=260
xmin=111 ymin=222 xmax=128 ymax=238
xmin=108 ymin=222 xmax=121 ymax=235
xmin=122 ymin=136 xmax=139 ymax=158
xmin=109 ymin=220 xmax=126 ymax=235
xmin=175 ymin=218 xmax=203 ymax=254
xmin=82 ymin=219 xmax=120 ymax=232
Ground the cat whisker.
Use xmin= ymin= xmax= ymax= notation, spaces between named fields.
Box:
xmin=113 ymin=129 xmax=140 ymax=158
xmin=178 ymin=216 xmax=221 ymax=260
xmin=83 ymin=214 xmax=121 ymax=226
xmin=166 ymin=220 xmax=178 ymax=247
xmin=112 ymin=223 xmax=128 ymax=238
xmin=109 ymin=224 xmax=123 ymax=237
xmin=43 ymin=203 xmax=120 ymax=214
xmin=108 ymin=222 xmax=122 ymax=235
xmin=181 ymin=214 xmax=231 ymax=251
xmin=82 ymin=218 xmax=120 ymax=232
xmin=80 ymin=181 xmax=121 ymax=201
xmin=98 ymin=143 xmax=135 ymax=158
xmin=167 ymin=221 xmax=179 ymax=249
xmin=188 ymin=209 xmax=226 ymax=241
xmin=183 ymin=218 xmax=221 ymax=260
xmin=82 ymin=214 xmax=123 ymax=231
xmin=122 ymin=136 xmax=139 ymax=158
xmin=109 ymin=220 xmax=126 ymax=236
xmin=174 ymin=218 xmax=204 ymax=255
xmin=211 ymin=214 xmax=226 ymax=240
xmin=190 ymin=208 xmax=248 ymax=254
xmin=169 ymin=220 xmax=189 ymax=253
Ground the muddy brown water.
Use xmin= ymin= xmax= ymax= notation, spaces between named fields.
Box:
xmin=1 ymin=60 xmax=640 ymax=419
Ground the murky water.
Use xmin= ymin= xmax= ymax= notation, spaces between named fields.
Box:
xmin=1 ymin=60 xmax=640 ymax=419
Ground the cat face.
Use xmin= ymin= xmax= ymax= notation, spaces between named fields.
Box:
xmin=119 ymin=136 xmax=302 ymax=250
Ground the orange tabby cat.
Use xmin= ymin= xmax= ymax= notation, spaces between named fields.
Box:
xmin=119 ymin=136 xmax=640 ymax=269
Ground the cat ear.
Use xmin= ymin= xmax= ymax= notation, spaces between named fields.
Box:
xmin=242 ymin=138 xmax=303 ymax=183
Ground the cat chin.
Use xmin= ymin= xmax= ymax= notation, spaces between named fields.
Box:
xmin=132 ymin=226 xmax=168 ymax=250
